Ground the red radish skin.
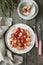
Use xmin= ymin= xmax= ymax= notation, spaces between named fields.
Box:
xmin=10 ymin=27 xmax=31 ymax=50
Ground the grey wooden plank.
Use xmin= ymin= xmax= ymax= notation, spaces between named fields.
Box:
xmin=26 ymin=48 xmax=38 ymax=65
xmin=34 ymin=0 xmax=43 ymax=65
xmin=11 ymin=8 xmax=23 ymax=24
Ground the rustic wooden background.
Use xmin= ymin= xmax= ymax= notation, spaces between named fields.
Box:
xmin=0 ymin=0 xmax=43 ymax=65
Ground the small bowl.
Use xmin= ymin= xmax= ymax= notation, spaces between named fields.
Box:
xmin=17 ymin=0 xmax=39 ymax=20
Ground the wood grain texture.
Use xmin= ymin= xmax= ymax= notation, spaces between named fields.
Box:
xmin=0 ymin=0 xmax=43 ymax=65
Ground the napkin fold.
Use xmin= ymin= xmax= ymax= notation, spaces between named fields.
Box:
xmin=0 ymin=52 xmax=4 ymax=62
xmin=0 ymin=17 xmax=12 ymax=38
xmin=6 ymin=49 xmax=23 ymax=65
xmin=0 ymin=17 xmax=23 ymax=65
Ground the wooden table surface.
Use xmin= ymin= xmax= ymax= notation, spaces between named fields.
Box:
xmin=0 ymin=0 xmax=43 ymax=65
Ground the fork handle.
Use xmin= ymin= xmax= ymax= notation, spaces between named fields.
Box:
xmin=35 ymin=33 xmax=38 ymax=48
xmin=38 ymin=40 xmax=42 ymax=55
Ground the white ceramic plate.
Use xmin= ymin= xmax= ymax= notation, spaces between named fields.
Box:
xmin=5 ymin=23 xmax=35 ymax=54
xmin=17 ymin=0 xmax=39 ymax=20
